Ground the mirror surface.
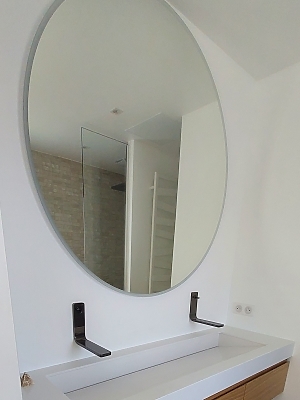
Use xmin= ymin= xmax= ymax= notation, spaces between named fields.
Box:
xmin=27 ymin=0 xmax=227 ymax=294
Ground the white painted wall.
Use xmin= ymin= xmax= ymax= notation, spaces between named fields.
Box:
xmin=172 ymin=103 xmax=226 ymax=285
xmin=226 ymin=61 xmax=300 ymax=400
xmin=128 ymin=139 xmax=179 ymax=293
xmin=184 ymin=13 xmax=300 ymax=399
xmin=2 ymin=1 xmax=299 ymax=399
xmin=0 ymin=2 xmax=234 ymax=382
xmin=0 ymin=209 xmax=22 ymax=400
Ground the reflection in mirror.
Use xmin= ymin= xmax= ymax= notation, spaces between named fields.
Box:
xmin=27 ymin=0 xmax=226 ymax=294
xmin=124 ymin=115 xmax=181 ymax=294
xmin=81 ymin=128 xmax=127 ymax=290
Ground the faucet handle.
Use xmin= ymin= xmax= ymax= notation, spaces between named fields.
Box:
xmin=72 ymin=303 xmax=111 ymax=357
xmin=189 ymin=292 xmax=224 ymax=328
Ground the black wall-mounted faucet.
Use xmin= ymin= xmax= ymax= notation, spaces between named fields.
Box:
xmin=189 ymin=292 xmax=224 ymax=328
xmin=72 ymin=303 xmax=111 ymax=357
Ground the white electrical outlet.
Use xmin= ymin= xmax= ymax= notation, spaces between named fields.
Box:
xmin=244 ymin=305 xmax=253 ymax=315
xmin=233 ymin=303 xmax=243 ymax=314
xmin=233 ymin=303 xmax=254 ymax=317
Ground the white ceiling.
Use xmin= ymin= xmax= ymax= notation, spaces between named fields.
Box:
xmin=28 ymin=0 xmax=218 ymax=165
xmin=81 ymin=115 xmax=182 ymax=173
xmin=169 ymin=0 xmax=300 ymax=80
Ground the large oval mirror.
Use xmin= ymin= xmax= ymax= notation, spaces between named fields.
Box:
xmin=26 ymin=0 xmax=227 ymax=294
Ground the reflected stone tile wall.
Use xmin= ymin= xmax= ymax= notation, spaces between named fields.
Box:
xmin=32 ymin=151 xmax=125 ymax=290
xmin=32 ymin=150 xmax=84 ymax=262
xmin=83 ymin=165 xmax=125 ymax=290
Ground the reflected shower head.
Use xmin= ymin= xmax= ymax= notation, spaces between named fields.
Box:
xmin=111 ymin=182 xmax=126 ymax=192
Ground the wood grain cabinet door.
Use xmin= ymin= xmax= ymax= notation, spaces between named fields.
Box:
xmin=244 ymin=362 xmax=289 ymax=400
xmin=215 ymin=385 xmax=245 ymax=400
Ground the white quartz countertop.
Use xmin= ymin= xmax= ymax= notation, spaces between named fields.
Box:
xmin=21 ymin=326 xmax=294 ymax=400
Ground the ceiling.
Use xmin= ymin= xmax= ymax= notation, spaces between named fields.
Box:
xmin=169 ymin=0 xmax=300 ymax=80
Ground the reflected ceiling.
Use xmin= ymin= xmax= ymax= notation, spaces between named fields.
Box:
xmin=29 ymin=0 xmax=216 ymax=162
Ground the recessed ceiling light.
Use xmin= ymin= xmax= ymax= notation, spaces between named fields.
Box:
xmin=110 ymin=108 xmax=123 ymax=115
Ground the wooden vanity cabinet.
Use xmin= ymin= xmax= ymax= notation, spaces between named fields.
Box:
xmin=205 ymin=361 xmax=289 ymax=400
xmin=214 ymin=385 xmax=245 ymax=400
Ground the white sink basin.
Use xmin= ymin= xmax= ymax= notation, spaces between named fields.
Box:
xmin=22 ymin=327 xmax=294 ymax=400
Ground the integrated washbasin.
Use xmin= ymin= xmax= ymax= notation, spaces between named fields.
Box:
xmin=21 ymin=327 xmax=294 ymax=400
xmin=66 ymin=333 xmax=263 ymax=400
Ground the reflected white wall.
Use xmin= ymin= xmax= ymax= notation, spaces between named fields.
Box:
xmin=128 ymin=139 xmax=179 ymax=293
xmin=172 ymin=102 xmax=226 ymax=285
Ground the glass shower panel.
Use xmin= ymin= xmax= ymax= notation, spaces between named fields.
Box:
xmin=81 ymin=128 xmax=127 ymax=290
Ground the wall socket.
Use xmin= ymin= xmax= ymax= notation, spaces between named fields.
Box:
xmin=233 ymin=302 xmax=254 ymax=317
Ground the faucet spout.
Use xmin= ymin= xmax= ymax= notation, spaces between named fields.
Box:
xmin=189 ymin=292 xmax=224 ymax=328
xmin=72 ymin=303 xmax=111 ymax=357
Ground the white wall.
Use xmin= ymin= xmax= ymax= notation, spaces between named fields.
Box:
xmin=0 ymin=1 xmax=234 ymax=379
xmin=128 ymin=139 xmax=179 ymax=293
xmin=173 ymin=13 xmax=300 ymax=398
xmin=0 ymin=210 xmax=22 ymax=400
xmin=3 ymin=1 xmax=299 ymax=399
xmin=184 ymin=12 xmax=300 ymax=399
xmin=172 ymin=103 xmax=226 ymax=285
xmin=226 ymin=61 xmax=300 ymax=399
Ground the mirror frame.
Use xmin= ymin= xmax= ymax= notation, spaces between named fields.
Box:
xmin=23 ymin=0 xmax=228 ymax=296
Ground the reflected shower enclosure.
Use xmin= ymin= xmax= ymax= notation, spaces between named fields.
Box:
xmin=81 ymin=128 xmax=127 ymax=290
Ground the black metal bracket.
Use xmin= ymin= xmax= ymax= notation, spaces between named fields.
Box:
xmin=189 ymin=292 xmax=224 ymax=328
xmin=72 ymin=303 xmax=111 ymax=357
